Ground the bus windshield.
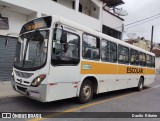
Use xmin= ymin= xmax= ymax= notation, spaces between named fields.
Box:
xmin=14 ymin=30 xmax=49 ymax=70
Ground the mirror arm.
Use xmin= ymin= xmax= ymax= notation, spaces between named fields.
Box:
xmin=55 ymin=23 xmax=63 ymax=30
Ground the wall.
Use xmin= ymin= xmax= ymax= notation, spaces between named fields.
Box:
xmin=0 ymin=0 xmax=101 ymax=31
xmin=27 ymin=12 xmax=38 ymax=21
xmin=0 ymin=8 xmax=27 ymax=36
xmin=102 ymin=10 xmax=123 ymax=32
xmin=57 ymin=0 xmax=73 ymax=9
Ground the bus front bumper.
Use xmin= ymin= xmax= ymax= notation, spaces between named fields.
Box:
xmin=11 ymin=79 xmax=47 ymax=102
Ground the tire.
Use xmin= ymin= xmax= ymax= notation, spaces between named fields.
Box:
xmin=79 ymin=80 xmax=93 ymax=103
xmin=137 ymin=77 xmax=144 ymax=91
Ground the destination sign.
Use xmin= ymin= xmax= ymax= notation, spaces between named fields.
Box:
xmin=20 ymin=16 xmax=52 ymax=34
xmin=25 ymin=21 xmax=45 ymax=31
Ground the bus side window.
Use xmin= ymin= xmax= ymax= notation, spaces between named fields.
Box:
xmin=101 ymin=40 xmax=117 ymax=63
xmin=83 ymin=33 xmax=100 ymax=60
xmin=110 ymin=42 xmax=117 ymax=63
xmin=139 ymin=52 xmax=146 ymax=67
xmin=130 ymin=49 xmax=139 ymax=66
xmin=118 ymin=45 xmax=129 ymax=64
xmin=101 ymin=40 xmax=110 ymax=62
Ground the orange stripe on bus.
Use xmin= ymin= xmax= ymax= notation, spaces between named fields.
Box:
xmin=81 ymin=61 xmax=155 ymax=75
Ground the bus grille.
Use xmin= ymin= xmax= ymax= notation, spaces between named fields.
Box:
xmin=17 ymin=85 xmax=27 ymax=93
xmin=15 ymin=70 xmax=33 ymax=79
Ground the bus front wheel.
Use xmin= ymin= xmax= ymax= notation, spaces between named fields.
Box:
xmin=137 ymin=77 xmax=144 ymax=91
xmin=79 ymin=80 xmax=93 ymax=103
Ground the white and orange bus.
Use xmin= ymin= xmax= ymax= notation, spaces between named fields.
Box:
xmin=10 ymin=15 xmax=155 ymax=103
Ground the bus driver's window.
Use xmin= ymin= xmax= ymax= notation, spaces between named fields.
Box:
xmin=52 ymin=29 xmax=80 ymax=65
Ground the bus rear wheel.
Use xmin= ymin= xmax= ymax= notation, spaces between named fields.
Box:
xmin=79 ymin=80 xmax=93 ymax=103
xmin=137 ymin=77 xmax=144 ymax=91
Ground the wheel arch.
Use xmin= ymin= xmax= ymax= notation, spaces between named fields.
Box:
xmin=77 ymin=75 xmax=99 ymax=97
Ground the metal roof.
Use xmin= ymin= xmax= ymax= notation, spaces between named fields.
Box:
xmin=102 ymin=0 xmax=124 ymax=7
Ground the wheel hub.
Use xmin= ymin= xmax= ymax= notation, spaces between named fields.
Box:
xmin=82 ymin=84 xmax=91 ymax=99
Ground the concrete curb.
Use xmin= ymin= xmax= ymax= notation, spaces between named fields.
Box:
xmin=0 ymin=80 xmax=11 ymax=85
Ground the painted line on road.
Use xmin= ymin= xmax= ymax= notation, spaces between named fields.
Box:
xmin=29 ymin=84 xmax=160 ymax=121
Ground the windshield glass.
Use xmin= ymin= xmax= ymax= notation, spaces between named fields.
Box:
xmin=14 ymin=30 xmax=49 ymax=70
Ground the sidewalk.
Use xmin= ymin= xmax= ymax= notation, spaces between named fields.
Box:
xmin=0 ymin=81 xmax=21 ymax=98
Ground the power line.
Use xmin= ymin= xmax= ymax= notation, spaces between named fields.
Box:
xmin=126 ymin=15 xmax=160 ymax=29
xmin=115 ymin=13 xmax=160 ymax=29
xmin=124 ymin=13 xmax=160 ymax=27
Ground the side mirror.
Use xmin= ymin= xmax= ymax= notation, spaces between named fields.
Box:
xmin=60 ymin=32 xmax=67 ymax=44
xmin=53 ymin=24 xmax=67 ymax=43
xmin=34 ymin=31 xmax=44 ymax=42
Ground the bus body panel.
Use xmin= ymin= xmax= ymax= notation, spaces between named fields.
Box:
xmin=46 ymin=65 xmax=80 ymax=102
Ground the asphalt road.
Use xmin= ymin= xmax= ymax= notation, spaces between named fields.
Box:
xmin=0 ymin=75 xmax=160 ymax=121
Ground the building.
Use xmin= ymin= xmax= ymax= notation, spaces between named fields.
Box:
xmin=152 ymin=48 xmax=160 ymax=72
xmin=125 ymin=38 xmax=151 ymax=51
xmin=126 ymin=38 xmax=160 ymax=71
xmin=0 ymin=0 xmax=125 ymax=81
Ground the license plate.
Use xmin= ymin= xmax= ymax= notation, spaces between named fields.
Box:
xmin=30 ymin=91 xmax=40 ymax=98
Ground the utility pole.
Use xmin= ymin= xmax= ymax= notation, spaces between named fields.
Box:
xmin=150 ymin=25 xmax=154 ymax=52
xmin=121 ymin=23 xmax=124 ymax=40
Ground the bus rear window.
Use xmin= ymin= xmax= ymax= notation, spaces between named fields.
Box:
xmin=151 ymin=56 xmax=155 ymax=68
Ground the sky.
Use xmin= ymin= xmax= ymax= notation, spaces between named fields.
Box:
xmin=119 ymin=0 xmax=160 ymax=43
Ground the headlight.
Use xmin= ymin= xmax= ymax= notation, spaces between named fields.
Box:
xmin=31 ymin=74 xmax=46 ymax=87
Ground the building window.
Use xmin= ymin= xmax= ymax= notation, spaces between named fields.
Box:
xmin=139 ymin=52 xmax=146 ymax=66
xmin=83 ymin=33 xmax=100 ymax=60
xmin=102 ymin=25 xmax=122 ymax=40
xmin=118 ymin=45 xmax=129 ymax=64
xmin=101 ymin=40 xmax=117 ymax=63
xmin=130 ymin=49 xmax=139 ymax=65
xmin=0 ymin=17 xmax=9 ymax=30
xmin=72 ymin=1 xmax=82 ymax=12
